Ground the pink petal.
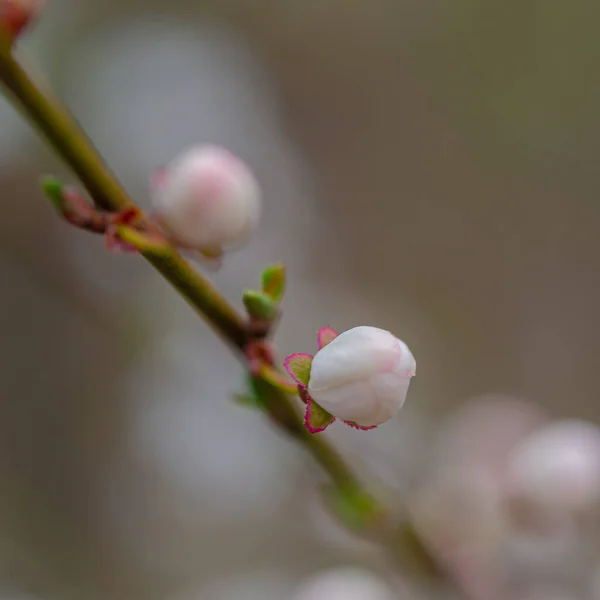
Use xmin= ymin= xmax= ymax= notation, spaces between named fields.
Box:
xmin=283 ymin=353 xmax=313 ymax=386
xmin=344 ymin=421 xmax=378 ymax=431
xmin=304 ymin=396 xmax=335 ymax=434
xmin=317 ymin=326 xmax=338 ymax=349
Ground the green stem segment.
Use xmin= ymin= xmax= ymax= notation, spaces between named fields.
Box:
xmin=0 ymin=42 xmax=449 ymax=591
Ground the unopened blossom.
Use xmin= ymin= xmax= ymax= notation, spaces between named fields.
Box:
xmin=508 ymin=419 xmax=600 ymax=514
xmin=151 ymin=145 xmax=261 ymax=254
xmin=285 ymin=326 xmax=415 ymax=433
xmin=0 ymin=0 xmax=43 ymax=39
xmin=310 ymin=326 xmax=415 ymax=425
xmin=431 ymin=394 xmax=547 ymax=479
xmin=291 ymin=567 xmax=396 ymax=600
xmin=411 ymin=465 xmax=505 ymax=549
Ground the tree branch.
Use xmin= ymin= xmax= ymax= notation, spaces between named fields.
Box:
xmin=0 ymin=42 xmax=461 ymax=594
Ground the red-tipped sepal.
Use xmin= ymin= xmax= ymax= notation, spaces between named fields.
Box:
xmin=283 ymin=353 xmax=313 ymax=386
xmin=304 ymin=395 xmax=335 ymax=434
xmin=344 ymin=420 xmax=378 ymax=431
xmin=317 ymin=326 xmax=338 ymax=349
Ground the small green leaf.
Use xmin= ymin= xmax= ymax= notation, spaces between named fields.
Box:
xmin=41 ymin=175 xmax=66 ymax=211
xmin=283 ymin=353 xmax=312 ymax=386
xmin=243 ymin=289 xmax=278 ymax=320
xmin=233 ymin=374 xmax=266 ymax=409
xmin=261 ymin=263 xmax=286 ymax=302
xmin=247 ymin=373 xmax=263 ymax=399
xmin=305 ymin=399 xmax=334 ymax=433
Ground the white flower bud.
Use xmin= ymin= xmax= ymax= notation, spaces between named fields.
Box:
xmin=508 ymin=419 xmax=600 ymax=513
xmin=307 ymin=326 xmax=415 ymax=427
xmin=291 ymin=567 xmax=396 ymax=600
xmin=152 ymin=145 xmax=261 ymax=251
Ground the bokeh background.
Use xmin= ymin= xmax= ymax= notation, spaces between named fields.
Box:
xmin=2 ymin=1 xmax=600 ymax=598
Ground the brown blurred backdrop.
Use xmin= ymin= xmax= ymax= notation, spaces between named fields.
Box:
xmin=1 ymin=1 xmax=600 ymax=599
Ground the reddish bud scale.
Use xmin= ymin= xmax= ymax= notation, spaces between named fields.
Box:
xmin=1 ymin=0 xmax=42 ymax=39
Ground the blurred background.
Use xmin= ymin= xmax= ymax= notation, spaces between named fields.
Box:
xmin=2 ymin=0 xmax=600 ymax=598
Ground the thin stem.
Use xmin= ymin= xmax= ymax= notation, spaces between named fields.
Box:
xmin=299 ymin=428 xmax=361 ymax=489
xmin=144 ymin=250 xmax=247 ymax=349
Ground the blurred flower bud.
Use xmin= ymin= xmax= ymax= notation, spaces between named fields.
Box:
xmin=411 ymin=465 xmax=505 ymax=550
xmin=291 ymin=567 xmax=396 ymax=600
xmin=431 ymin=395 xmax=547 ymax=480
xmin=0 ymin=0 xmax=43 ymax=41
xmin=152 ymin=145 xmax=261 ymax=253
xmin=307 ymin=326 xmax=415 ymax=428
xmin=508 ymin=419 xmax=600 ymax=513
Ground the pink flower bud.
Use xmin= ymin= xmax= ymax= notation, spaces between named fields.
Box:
xmin=292 ymin=567 xmax=396 ymax=600
xmin=0 ymin=0 xmax=42 ymax=39
xmin=307 ymin=326 xmax=416 ymax=428
xmin=508 ymin=419 xmax=600 ymax=513
xmin=152 ymin=146 xmax=261 ymax=252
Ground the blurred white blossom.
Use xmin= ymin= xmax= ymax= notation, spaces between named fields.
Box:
xmin=430 ymin=395 xmax=548 ymax=479
xmin=508 ymin=419 xmax=600 ymax=514
xmin=410 ymin=464 xmax=505 ymax=550
xmin=291 ymin=567 xmax=396 ymax=600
